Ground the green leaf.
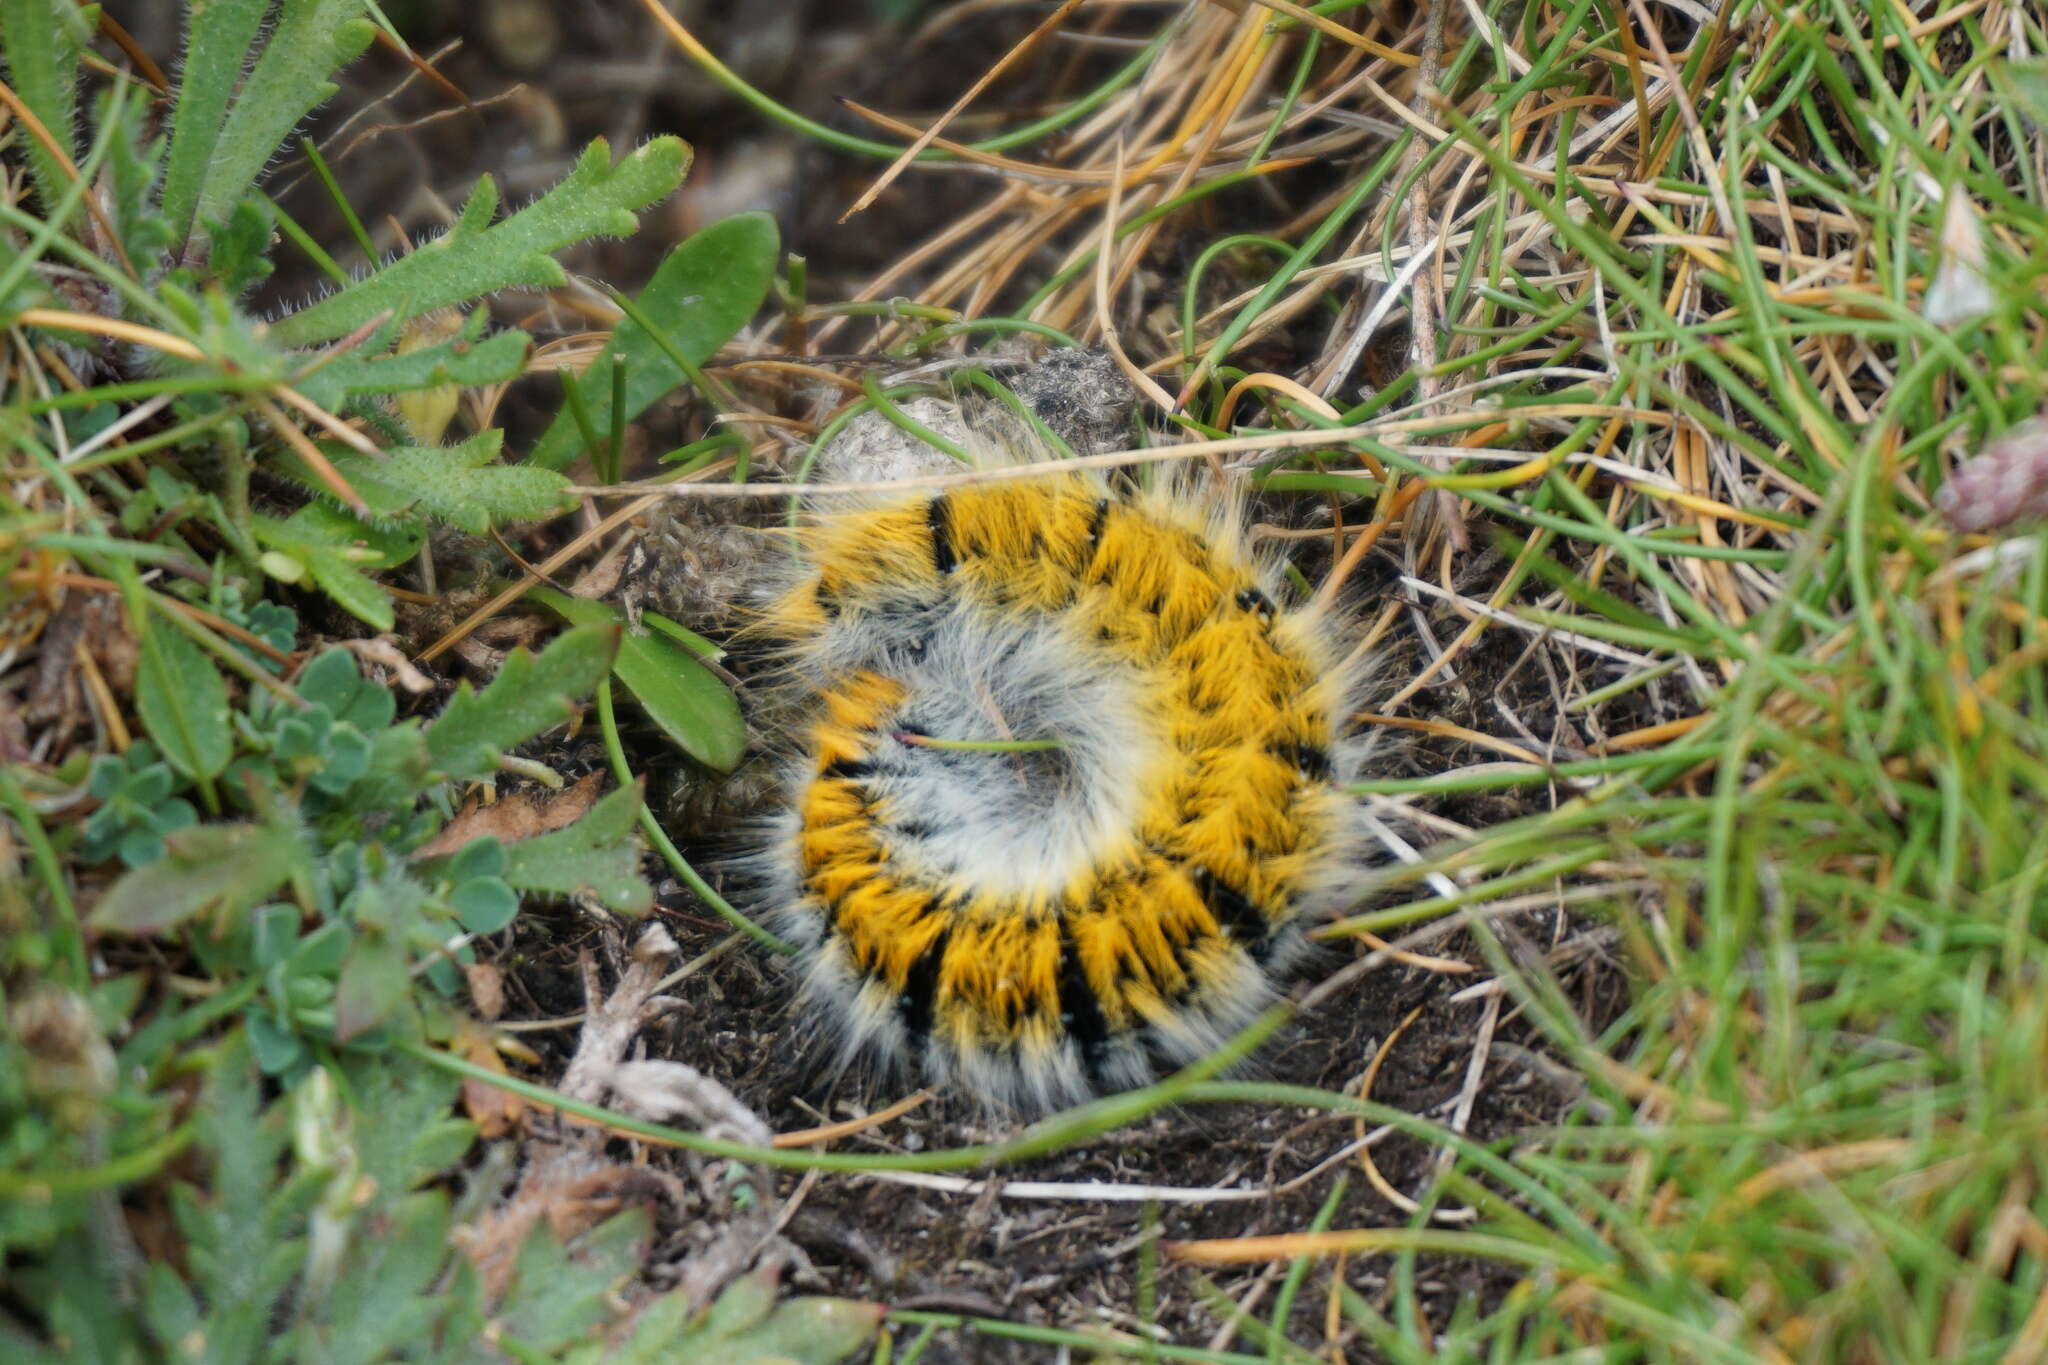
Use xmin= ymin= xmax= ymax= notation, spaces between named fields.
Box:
xmin=300 ymin=551 xmax=394 ymax=632
xmin=502 ymin=783 xmax=652 ymax=914
xmin=297 ymin=648 xmax=396 ymax=731
xmin=493 ymin=1210 xmax=651 ymax=1354
xmin=638 ymin=609 xmax=726 ymax=661
xmin=321 ymin=430 xmax=577 ymax=534
xmin=287 ymin=499 xmax=422 ymax=570
xmin=202 ymin=197 xmax=276 ymax=295
xmin=702 ymin=1267 xmax=777 ymax=1335
xmin=136 ymin=607 xmax=232 ymax=782
xmin=293 ymin=322 xmax=532 ymax=411
xmin=189 ymin=0 xmax=377 ymax=242
xmin=701 ymin=1296 xmax=886 ymax=1365
xmin=1996 ymin=58 xmax=2048 ymax=126
xmin=88 ymin=823 xmax=300 ymax=934
xmin=100 ymin=89 xmax=176 ymax=266
xmin=161 ymin=0 xmax=269 ymax=243
xmin=606 ymin=1271 xmax=882 ymax=1365
xmin=273 ymin=137 xmax=693 ymax=347
xmin=334 ymin=928 xmax=408 ymax=1042
xmin=529 ymin=587 xmax=745 ymax=772
xmin=424 ymin=623 xmax=619 ymax=782
xmin=531 ymin=211 xmax=780 ymax=470
xmin=0 ymin=0 xmax=92 ymax=220
xmin=253 ymin=506 xmax=413 ymax=632
xmin=246 ymin=1011 xmax=307 ymax=1075
xmin=449 ymin=877 xmax=518 ymax=934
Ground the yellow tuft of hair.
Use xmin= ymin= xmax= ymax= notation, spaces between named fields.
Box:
xmin=751 ymin=467 xmax=1365 ymax=1112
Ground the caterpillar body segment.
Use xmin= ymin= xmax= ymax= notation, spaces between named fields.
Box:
xmin=754 ymin=467 xmax=1367 ymax=1112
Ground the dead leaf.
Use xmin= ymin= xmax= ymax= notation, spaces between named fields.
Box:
xmin=465 ymin=962 xmax=506 ymax=1020
xmin=451 ymin=614 xmax=547 ymax=677
xmin=567 ymin=540 xmax=630 ymax=600
xmin=455 ymin=1020 xmax=523 ymax=1138
xmin=340 ymin=636 xmax=436 ymax=693
xmin=413 ymin=771 xmax=603 ymax=860
xmin=90 ymin=596 xmax=138 ymax=693
xmin=25 ymin=593 xmax=93 ymax=723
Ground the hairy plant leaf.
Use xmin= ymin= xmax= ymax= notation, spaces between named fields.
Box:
xmin=531 ymin=210 xmax=779 ymax=470
xmin=89 ymin=824 xmax=300 ymax=934
xmin=101 ymin=89 xmax=176 ymax=266
xmin=529 ymin=587 xmax=745 ymax=771
xmin=160 ymin=0 xmax=268 ymax=243
xmin=424 ymin=623 xmax=619 ymax=782
xmin=501 ymin=782 xmax=652 ymax=914
xmin=324 ymin=430 xmax=577 ymax=534
xmin=0 ymin=0 xmax=92 ymax=221
xmin=334 ymin=928 xmax=408 ymax=1042
xmin=596 ymin=1271 xmax=883 ymax=1365
xmin=273 ymin=137 xmax=692 ymax=347
xmin=293 ymin=322 xmax=531 ymax=411
xmin=203 ymin=197 xmax=275 ymax=295
xmin=136 ymin=605 xmax=232 ymax=781
xmin=190 ymin=0 xmax=377 ymax=241
xmin=492 ymin=1209 xmax=652 ymax=1354
xmin=704 ymin=1296 xmax=887 ymax=1365
xmin=177 ymin=1034 xmax=309 ymax=1362
xmin=252 ymin=507 xmax=408 ymax=632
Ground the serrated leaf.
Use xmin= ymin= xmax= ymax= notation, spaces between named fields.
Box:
xmin=180 ymin=1035 xmax=309 ymax=1360
xmin=0 ymin=0 xmax=92 ymax=220
xmin=495 ymin=1210 xmax=652 ymax=1355
xmin=283 ymin=496 xmax=424 ymax=569
xmin=424 ymin=624 xmax=619 ymax=781
xmin=501 ymin=783 xmax=652 ymax=914
xmin=88 ymin=823 xmax=300 ymax=934
xmin=201 ymin=197 xmax=276 ymax=295
xmin=657 ymin=1270 xmax=883 ymax=1365
xmin=303 ymin=550 xmax=394 ymax=632
xmin=294 ymin=323 xmax=532 ymax=411
xmin=253 ymin=506 xmax=413 ymax=632
xmin=274 ymin=137 xmax=692 ymax=347
xmin=136 ymin=606 xmax=232 ymax=781
xmin=190 ymin=0 xmax=377 ymax=241
xmin=701 ymin=1297 xmax=887 ymax=1365
xmin=529 ymin=587 xmax=745 ymax=772
xmin=161 ymin=0 xmax=269 ymax=243
xmin=531 ymin=210 xmax=779 ymax=469
xmin=324 ymin=430 xmax=577 ymax=534
xmin=101 ymin=90 xmax=176 ymax=266
xmin=282 ymin=1189 xmax=450 ymax=1358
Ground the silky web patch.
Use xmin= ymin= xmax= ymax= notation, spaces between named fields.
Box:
xmin=748 ymin=470 xmax=1364 ymax=1112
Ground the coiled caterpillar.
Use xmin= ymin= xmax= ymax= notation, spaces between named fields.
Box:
xmin=749 ymin=466 xmax=1368 ymax=1112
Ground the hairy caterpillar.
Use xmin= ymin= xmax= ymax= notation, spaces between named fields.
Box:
xmin=747 ymin=461 xmax=1369 ymax=1113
